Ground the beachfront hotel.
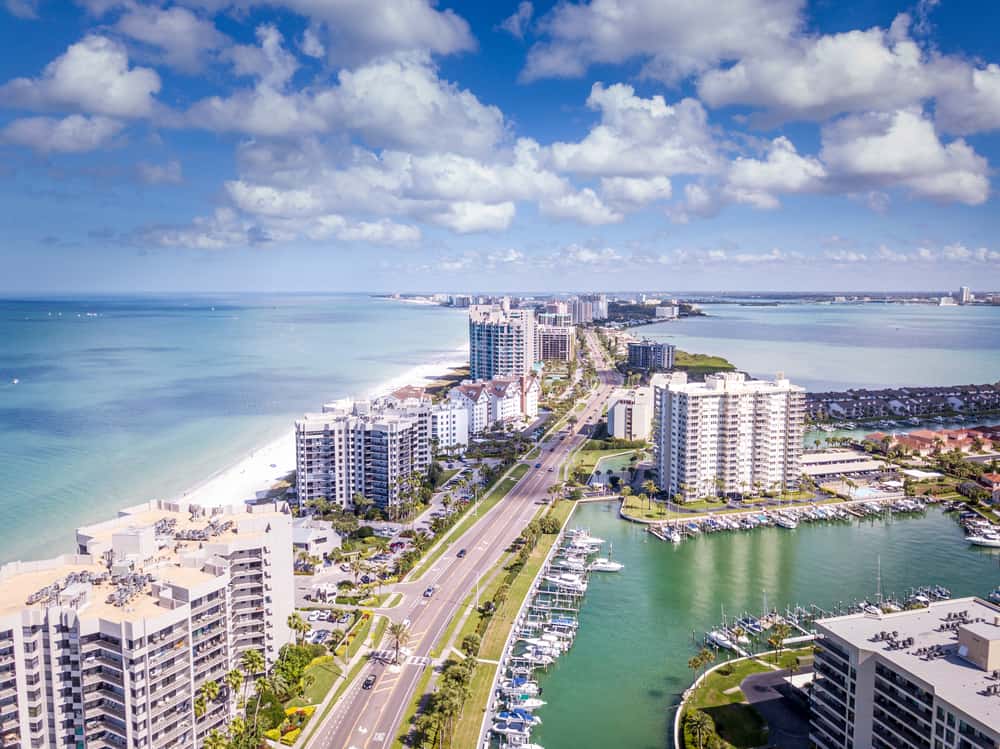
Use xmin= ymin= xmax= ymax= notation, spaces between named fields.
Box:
xmin=468 ymin=299 xmax=537 ymax=380
xmin=448 ymin=375 xmax=540 ymax=435
xmin=627 ymin=339 xmax=675 ymax=371
xmin=295 ymin=388 xmax=464 ymax=510
xmin=0 ymin=500 xmax=293 ymax=749
xmin=653 ymin=371 xmax=805 ymax=500
xmin=810 ymin=597 xmax=1000 ymax=749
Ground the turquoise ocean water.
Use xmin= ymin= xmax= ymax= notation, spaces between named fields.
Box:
xmin=0 ymin=295 xmax=467 ymax=563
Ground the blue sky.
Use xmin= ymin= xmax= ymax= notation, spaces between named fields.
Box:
xmin=1 ymin=0 xmax=999 ymax=293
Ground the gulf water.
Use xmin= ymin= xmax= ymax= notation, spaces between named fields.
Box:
xmin=0 ymin=294 xmax=467 ymax=563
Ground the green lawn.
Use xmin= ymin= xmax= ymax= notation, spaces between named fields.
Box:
xmin=436 ymin=468 xmax=460 ymax=487
xmin=286 ymin=657 xmax=342 ymax=707
xmin=568 ymin=447 xmax=632 ymax=478
xmin=408 ymin=463 xmax=530 ymax=580
xmin=346 ymin=615 xmax=373 ymax=659
xmin=393 ymin=662 xmax=435 ymax=748
xmin=621 ymin=495 xmax=674 ymax=520
xmin=674 ymin=349 xmax=736 ymax=377
xmin=450 ymin=662 xmax=496 ymax=749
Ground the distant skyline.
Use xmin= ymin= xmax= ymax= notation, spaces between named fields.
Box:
xmin=2 ymin=0 xmax=1000 ymax=292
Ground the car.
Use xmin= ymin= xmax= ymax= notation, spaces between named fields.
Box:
xmin=318 ymin=610 xmax=332 ymax=621
xmin=402 ymin=618 xmax=411 ymax=628
xmin=534 ymin=463 xmax=542 ymax=469
xmin=307 ymin=610 xmax=320 ymax=622
xmin=337 ymin=613 xmax=351 ymax=625
xmin=423 ymin=586 xmax=435 ymax=598
xmin=548 ymin=467 xmax=554 ymax=472
xmin=340 ymin=563 xmax=351 ymax=572
xmin=456 ymin=548 xmax=467 ymax=558
xmin=362 ymin=674 xmax=376 ymax=690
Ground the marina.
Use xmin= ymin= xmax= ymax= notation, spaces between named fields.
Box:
xmin=482 ymin=527 xmax=622 ymax=749
xmin=527 ymin=502 xmax=1000 ymax=749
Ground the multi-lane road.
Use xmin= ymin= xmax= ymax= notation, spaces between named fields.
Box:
xmin=309 ymin=331 xmax=621 ymax=748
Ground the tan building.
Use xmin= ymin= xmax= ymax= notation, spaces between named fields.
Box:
xmin=812 ymin=597 xmax=1000 ymax=749
xmin=0 ymin=500 xmax=293 ymax=749
xmin=535 ymin=324 xmax=576 ymax=362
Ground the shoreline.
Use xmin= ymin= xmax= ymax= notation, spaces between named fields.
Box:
xmin=170 ymin=344 xmax=470 ymax=509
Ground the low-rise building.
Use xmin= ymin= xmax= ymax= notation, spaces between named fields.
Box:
xmin=607 ymin=386 xmax=654 ymax=441
xmin=654 ymin=305 xmax=679 ymax=319
xmin=448 ymin=383 xmax=490 ymax=435
xmin=0 ymin=500 xmax=294 ymax=749
xmin=801 ymin=449 xmax=889 ymax=479
xmin=811 ymin=597 xmax=1000 ymax=749
xmin=981 ymin=473 xmax=1000 ymax=502
xmin=449 ymin=375 xmax=539 ymax=433
xmin=627 ymin=339 xmax=675 ymax=371
xmin=292 ymin=516 xmax=341 ymax=558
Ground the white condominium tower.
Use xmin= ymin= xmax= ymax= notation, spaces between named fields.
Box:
xmin=295 ymin=391 xmax=449 ymax=511
xmin=0 ymin=500 xmax=293 ymax=749
xmin=653 ymin=372 xmax=805 ymax=500
xmin=468 ymin=299 xmax=536 ymax=380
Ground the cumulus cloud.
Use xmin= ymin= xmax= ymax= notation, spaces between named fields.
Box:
xmin=600 ymin=175 xmax=672 ymax=209
xmin=540 ymin=188 xmax=623 ymax=224
xmin=1 ymin=114 xmax=124 ymax=152
xmin=698 ymin=15 xmax=941 ymax=123
xmin=724 ymin=136 xmax=826 ymax=208
xmin=936 ymin=64 xmax=1000 ymax=135
xmin=522 ymin=0 xmax=802 ymax=82
xmin=820 ymin=108 xmax=989 ymax=205
xmin=499 ymin=2 xmax=533 ymax=39
xmin=115 ymin=4 xmax=228 ymax=73
xmin=4 ymin=0 xmax=38 ymax=18
xmin=430 ymin=201 xmax=516 ymax=233
xmin=299 ymin=26 xmax=325 ymax=59
xmin=548 ymin=83 xmax=720 ymax=177
xmin=0 ymin=34 xmax=160 ymax=118
xmin=666 ymin=183 xmax=719 ymax=223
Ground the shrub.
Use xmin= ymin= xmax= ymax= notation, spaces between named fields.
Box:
xmin=280 ymin=728 xmax=301 ymax=745
xmin=264 ymin=729 xmax=281 ymax=741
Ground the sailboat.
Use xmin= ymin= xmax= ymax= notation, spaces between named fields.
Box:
xmin=588 ymin=543 xmax=624 ymax=572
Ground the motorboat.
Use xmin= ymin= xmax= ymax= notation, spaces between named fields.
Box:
xmin=492 ymin=719 xmax=532 ymax=739
xmin=967 ymin=535 xmax=1000 ymax=548
xmin=989 ymin=587 xmax=1000 ymax=604
xmin=500 ymin=677 xmax=540 ymax=696
xmin=588 ymin=557 xmax=624 ymax=572
xmin=707 ymin=630 xmax=735 ymax=650
xmin=498 ymin=709 xmax=541 ymax=726
xmin=776 ymin=513 xmax=798 ymax=529
xmin=509 ymin=697 xmax=546 ymax=711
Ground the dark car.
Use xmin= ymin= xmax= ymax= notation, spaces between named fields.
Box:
xmin=457 ymin=548 xmax=467 ymax=558
xmin=362 ymin=674 xmax=376 ymax=690
xmin=423 ymin=586 xmax=435 ymax=598
xmin=534 ymin=463 xmax=542 ymax=468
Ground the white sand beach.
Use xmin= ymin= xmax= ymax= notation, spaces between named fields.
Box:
xmin=176 ymin=346 xmax=469 ymax=508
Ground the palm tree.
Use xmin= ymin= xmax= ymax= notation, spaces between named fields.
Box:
xmin=287 ymin=611 xmax=308 ymax=645
xmin=686 ymin=710 xmax=713 ymax=749
xmin=389 ymin=621 xmax=411 ymax=664
xmin=239 ymin=649 xmax=264 ymax=710
xmin=769 ymin=622 xmax=792 ymax=663
xmin=642 ymin=479 xmax=658 ymax=501
xmin=194 ymin=693 xmax=207 ymax=719
xmin=201 ymin=679 xmax=220 ymax=704
xmin=349 ymin=558 xmax=365 ymax=586
xmin=223 ymin=669 xmax=242 ymax=706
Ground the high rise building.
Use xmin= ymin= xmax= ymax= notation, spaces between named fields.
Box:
xmin=810 ymin=597 xmax=1000 ymax=749
xmin=959 ymin=286 xmax=973 ymax=305
xmin=535 ymin=323 xmax=576 ymax=362
xmin=607 ymin=386 xmax=654 ymax=441
xmin=627 ymin=340 xmax=675 ymax=371
xmin=653 ymin=372 xmax=805 ymax=500
xmin=0 ymin=500 xmax=294 ymax=749
xmin=468 ymin=299 xmax=536 ymax=380
xmin=295 ymin=393 xmax=443 ymax=510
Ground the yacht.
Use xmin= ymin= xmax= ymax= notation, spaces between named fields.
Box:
xmin=588 ymin=544 xmax=624 ymax=572
xmin=500 ymin=677 xmax=540 ymax=696
xmin=509 ymin=697 xmax=546 ymax=711
xmin=776 ymin=513 xmax=798 ymax=529
xmin=498 ymin=709 xmax=541 ymax=726
xmin=492 ymin=719 xmax=532 ymax=739
xmin=966 ymin=535 xmax=1000 ymax=548
xmin=989 ymin=587 xmax=1000 ymax=604
xmin=706 ymin=630 xmax=735 ymax=650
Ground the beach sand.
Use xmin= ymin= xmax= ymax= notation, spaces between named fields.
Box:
xmin=176 ymin=347 xmax=469 ymax=508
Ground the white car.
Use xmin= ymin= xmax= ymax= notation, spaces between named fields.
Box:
xmin=307 ymin=611 xmax=320 ymax=622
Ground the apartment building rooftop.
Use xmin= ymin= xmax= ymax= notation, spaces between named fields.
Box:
xmin=1 ymin=499 xmax=287 ymax=622
xmin=818 ymin=596 xmax=1000 ymax=730
xmin=663 ymin=371 xmax=804 ymax=394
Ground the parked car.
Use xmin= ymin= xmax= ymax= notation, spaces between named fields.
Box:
xmin=456 ymin=548 xmax=467 ymax=558
xmin=338 ymin=613 xmax=351 ymax=625
xmin=307 ymin=610 xmax=320 ymax=622
xmin=362 ymin=674 xmax=376 ymax=690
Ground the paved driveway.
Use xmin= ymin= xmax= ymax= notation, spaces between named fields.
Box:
xmin=740 ymin=668 xmax=812 ymax=749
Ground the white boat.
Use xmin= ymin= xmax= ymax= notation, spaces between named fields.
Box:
xmin=707 ymin=630 xmax=735 ymax=650
xmin=776 ymin=514 xmax=798 ymax=529
xmin=588 ymin=558 xmax=624 ymax=572
xmin=510 ymin=697 xmax=547 ymax=711
xmin=967 ymin=535 xmax=1000 ymax=548
xmin=989 ymin=587 xmax=1000 ymax=604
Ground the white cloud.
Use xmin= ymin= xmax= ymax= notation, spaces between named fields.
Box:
xmin=936 ymin=64 xmax=1000 ymax=135
xmin=499 ymin=2 xmax=533 ymax=39
xmin=430 ymin=201 xmax=516 ymax=233
xmin=824 ymin=250 xmax=867 ymax=263
xmin=522 ymin=0 xmax=802 ymax=82
xmin=244 ymin=0 xmax=475 ymax=65
xmin=540 ymin=188 xmax=623 ymax=224
xmin=1 ymin=114 xmax=124 ymax=152
xmin=137 ymin=158 xmax=183 ymax=184
xmin=141 ymin=207 xmax=260 ymax=250
xmin=724 ymin=136 xmax=826 ymax=208
xmin=548 ymin=83 xmax=720 ymax=177
xmin=115 ymin=5 xmax=228 ymax=73
xmin=0 ymin=34 xmax=160 ymax=117
xmin=667 ymin=182 xmax=719 ymax=223
xmin=556 ymin=244 xmax=625 ymax=266
xmin=299 ymin=26 xmax=325 ymax=59
xmin=820 ymin=108 xmax=990 ymax=205
xmin=226 ymin=24 xmax=299 ymax=88
xmin=698 ymin=15 xmax=941 ymax=123
xmin=600 ymin=175 xmax=672 ymax=209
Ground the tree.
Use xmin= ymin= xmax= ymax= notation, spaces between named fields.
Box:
xmin=349 ymin=558 xmax=365 ymax=586
xmin=389 ymin=621 xmax=411 ymax=664
xmin=686 ymin=710 xmax=713 ymax=749
xmin=194 ymin=693 xmax=207 ymax=719
xmin=223 ymin=669 xmax=243 ymax=706
xmin=352 ymin=492 xmax=374 ymax=518
xmin=460 ymin=632 xmax=481 ymax=659
xmin=287 ymin=612 xmax=308 ymax=645
xmin=239 ymin=649 xmax=264 ymax=710
xmin=203 ymin=730 xmax=228 ymax=749
xmin=201 ymin=679 xmax=220 ymax=704
xmin=642 ymin=479 xmax=658 ymax=501
xmin=768 ymin=622 xmax=791 ymax=663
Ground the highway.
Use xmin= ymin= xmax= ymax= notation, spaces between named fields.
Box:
xmin=309 ymin=330 xmax=621 ymax=749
